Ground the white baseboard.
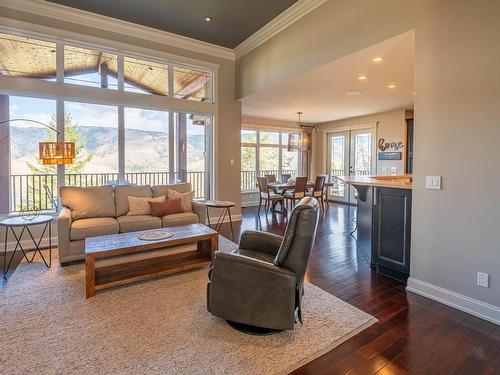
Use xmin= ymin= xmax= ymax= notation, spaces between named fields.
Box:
xmin=407 ymin=277 xmax=500 ymax=326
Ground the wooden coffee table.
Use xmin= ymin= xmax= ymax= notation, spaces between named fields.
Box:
xmin=84 ymin=223 xmax=218 ymax=298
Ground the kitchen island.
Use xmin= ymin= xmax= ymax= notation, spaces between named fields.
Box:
xmin=339 ymin=175 xmax=412 ymax=283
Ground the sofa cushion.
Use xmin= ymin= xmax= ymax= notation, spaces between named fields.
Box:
xmin=151 ymin=182 xmax=192 ymax=198
xmin=150 ymin=198 xmax=184 ymax=217
xmin=114 ymin=185 xmax=152 ymax=217
xmin=167 ymin=189 xmax=194 ymax=212
xmin=161 ymin=212 xmax=199 ymax=227
xmin=127 ymin=195 xmax=165 ymax=216
xmin=70 ymin=217 xmax=119 ymax=241
xmin=60 ymin=185 xmax=115 ymax=220
xmin=117 ymin=215 xmax=161 ymax=233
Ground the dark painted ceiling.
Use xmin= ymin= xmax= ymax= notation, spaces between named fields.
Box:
xmin=46 ymin=0 xmax=299 ymax=49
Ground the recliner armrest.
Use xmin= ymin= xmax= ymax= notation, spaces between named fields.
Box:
xmin=239 ymin=230 xmax=283 ymax=257
xmin=192 ymin=201 xmax=207 ymax=224
xmin=212 ymin=251 xmax=295 ymax=282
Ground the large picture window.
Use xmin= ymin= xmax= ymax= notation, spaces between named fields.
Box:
xmin=125 ymin=107 xmax=170 ymax=182
xmin=64 ymin=102 xmax=119 ymax=186
xmin=0 ymin=30 xmax=215 ymax=213
xmin=9 ymin=96 xmax=57 ymax=212
xmin=241 ymin=128 xmax=301 ymax=191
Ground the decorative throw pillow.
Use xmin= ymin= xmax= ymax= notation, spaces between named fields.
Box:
xmin=149 ymin=198 xmax=184 ymax=217
xmin=167 ymin=189 xmax=194 ymax=212
xmin=127 ymin=195 xmax=165 ymax=216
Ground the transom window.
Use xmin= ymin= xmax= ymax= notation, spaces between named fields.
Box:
xmin=0 ymin=32 xmax=213 ymax=102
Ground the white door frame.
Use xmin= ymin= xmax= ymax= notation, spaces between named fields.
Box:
xmin=326 ymin=131 xmax=350 ymax=203
xmin=324 ymin=123 xmax=377 ymax=204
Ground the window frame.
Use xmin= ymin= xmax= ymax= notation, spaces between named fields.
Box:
xmin=0 ymin=28 xmax=217 ymax=212
xmin=241 ymin=127 xmax=301 ymax=192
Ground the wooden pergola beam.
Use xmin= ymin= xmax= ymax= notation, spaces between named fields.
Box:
xmin=175 ymin=74 xmax=207 ymax=100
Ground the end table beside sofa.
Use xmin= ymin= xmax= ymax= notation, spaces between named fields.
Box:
xmin=57 ymin=182 xmax=206 ymax=265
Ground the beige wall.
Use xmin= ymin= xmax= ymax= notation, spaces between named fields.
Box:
xmin=237 ymin=0 xmax=500 ymax=309
xmin=411 ymin=0 xmax=500 ymax=306
xmin=315 ymin=108 xmax=409 ymax=176
xmin=0 ymin=7 xmax=242 ymax=218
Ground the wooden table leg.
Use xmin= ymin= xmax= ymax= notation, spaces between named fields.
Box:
xmin=85 ymin=256 xmax=96 ymax=298
xmin=210 ymin=235 xmax=219 ymax=263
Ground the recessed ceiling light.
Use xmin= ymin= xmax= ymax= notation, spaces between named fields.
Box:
xmin=357 ymin=75 xmax=367 ymax=80
xmin=346 ymin=90 xmax=362 ymax=96
xmin=373 ymin=57 xmax=383 ymax=62
xmin=204 ymin=16 xmax=213 ymax=22
xmin=388 ymin=84 xmax=396 ymax=89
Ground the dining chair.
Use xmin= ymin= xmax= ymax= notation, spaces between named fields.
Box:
xmin=284 ymin=176 xmax=308 ymax=210
xmin=257 ymin=176 xmax=285 ymax=214
xmin=264 ymin=174 xmax=277 ymax=183
xmin=306 ymin=175 xmax=326 ymax=211
xmin=281 ymin=174 xmax=291 ymax=183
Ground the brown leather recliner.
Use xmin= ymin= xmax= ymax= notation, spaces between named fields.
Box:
xmin=207 ymin=197 xmax=320 ymax=331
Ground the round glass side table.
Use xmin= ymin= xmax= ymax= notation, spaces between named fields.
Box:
xmin=1 ymin=215 xmax=53 ymax=279
xmin=203 ymin=200 xmax=236 ymax=241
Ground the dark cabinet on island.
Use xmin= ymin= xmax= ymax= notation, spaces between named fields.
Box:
xmin=339 ymin=175 xmax=412 ymax=283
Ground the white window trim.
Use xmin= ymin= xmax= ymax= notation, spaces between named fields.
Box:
xmin=0 ymin=27 xmax=218 ymax=211
xmin=241 ymin=127 xmax=302 ymax=192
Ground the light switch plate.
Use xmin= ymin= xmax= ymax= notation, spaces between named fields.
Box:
xmin=477 ymin=272 xmax=489 ymax=288
xmin=425 ymin=176 xmax=442 ymax=189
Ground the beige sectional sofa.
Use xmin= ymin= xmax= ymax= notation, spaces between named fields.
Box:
xmin=57 ymin=182 xmax=206 ymax=265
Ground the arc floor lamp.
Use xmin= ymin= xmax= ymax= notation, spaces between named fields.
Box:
xmin=0 ymin=118 xmax=75 ymax=165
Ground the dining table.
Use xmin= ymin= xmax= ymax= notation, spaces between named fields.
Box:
xmin=266 ymin=181 xmax=315 ymax=214
xmin=267 ymin=181 xmax=314 ymax=192
xmin=266 ymin=180 xmax=337 ymax=212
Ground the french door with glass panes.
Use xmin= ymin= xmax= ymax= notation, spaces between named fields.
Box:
xmin=326 ymin=128 xmax=376 ymax=204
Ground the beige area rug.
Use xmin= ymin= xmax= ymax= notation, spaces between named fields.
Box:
xmin=0 ymin=254 xmax=376 ymax=375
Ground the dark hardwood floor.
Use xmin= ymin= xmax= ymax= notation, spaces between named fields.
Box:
xmin=216 ymin=204 xmax=500 ymax=375
xmin=2 ymin=203 xmax=499 ymax=374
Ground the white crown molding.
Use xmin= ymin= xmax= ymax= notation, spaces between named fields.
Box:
xmin=407 ymin=277 xmax=500 ymax=326
xmin=0 ymin=0 xmax=329 ymax=62
xmin=0 ymin=0 xmax=236 ymax=61
xmin=234 ymin=0 xmax=328 ymax=59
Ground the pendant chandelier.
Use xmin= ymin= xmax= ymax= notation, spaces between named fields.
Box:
xmin=288 ymin=112 xmax=312 ymax=152
xmin=0 ymin=119 xmax=75 ymax=165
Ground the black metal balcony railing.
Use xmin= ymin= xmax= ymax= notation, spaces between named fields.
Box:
xmin=10 ymin=171 xmax=206 ymax=213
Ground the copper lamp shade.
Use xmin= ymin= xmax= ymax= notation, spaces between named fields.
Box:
xmin=1 ymin=119 xmax=76 ymax=165
xmin=39 ymin=142 xmax=75 ymax=165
